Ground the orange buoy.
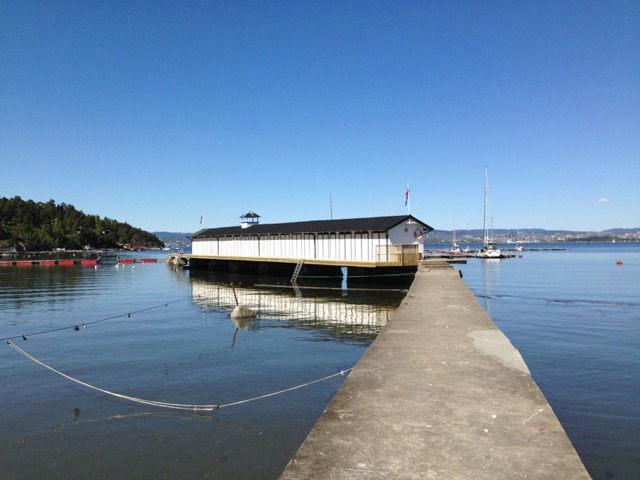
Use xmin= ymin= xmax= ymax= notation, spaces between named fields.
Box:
xmin=616 ymin=260 xmax=623 ymax=265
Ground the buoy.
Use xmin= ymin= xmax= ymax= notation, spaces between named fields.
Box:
xmin=616 ymin=260 xmax=623 ymax=265
xmin=230 ymin=304 xmax=256 ymax=319
xmin=229 ymin=283 xmax=256 ymax=319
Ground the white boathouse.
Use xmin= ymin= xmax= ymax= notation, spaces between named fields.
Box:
xmin=186 ymin=213 xmax=433 ymax=284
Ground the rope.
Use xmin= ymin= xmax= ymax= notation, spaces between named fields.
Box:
xmin=216 ymin=368 xmax=352 ymax=409
xmin=5 ymin=340 xmax=352 ymax=412
xmin=4 ymin=297 xmax=192 ymax=342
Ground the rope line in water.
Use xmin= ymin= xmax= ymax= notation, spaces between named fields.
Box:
xmin=5 ymin=340 xmax=352 ymax=412
xmin=4 ymin=297 xmax=192 ymax=342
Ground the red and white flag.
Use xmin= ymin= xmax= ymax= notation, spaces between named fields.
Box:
xmin=404 ymin=185 xmax=410 ymax=206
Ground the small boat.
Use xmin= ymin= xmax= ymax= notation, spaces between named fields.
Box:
xmin=450 ymin=214 xmax=461 ymax=254
xmin=478 ymin=242 xmax=501 ymax=258
xmin=122 ymin=243 xmax=146 ymax=251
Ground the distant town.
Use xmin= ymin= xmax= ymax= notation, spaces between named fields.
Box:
xmin=422 ymin=228 xmax=640 ymax=244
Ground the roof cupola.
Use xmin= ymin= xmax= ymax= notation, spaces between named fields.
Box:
xmin=240 ymin=211 xmax=260 ymax=229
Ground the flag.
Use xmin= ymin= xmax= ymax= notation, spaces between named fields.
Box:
xmin=405 ymin=185 xmax=410 ymax=206
xmin=200 ymin=213 xmax=204 ymax=224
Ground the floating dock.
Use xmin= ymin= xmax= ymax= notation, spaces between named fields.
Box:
xmin=279 ymin=259 xmax=590 ymax=479
xmin=0 ymin=258 xmax=157 ymax=267
xmin=167 ymin=253 xmax=420 ymax=285
xmin=425 ymin=249 xmax=517 ymax=259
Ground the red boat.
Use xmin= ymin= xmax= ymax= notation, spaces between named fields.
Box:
xmin=122 ymin=244 xmax=146 ymax=251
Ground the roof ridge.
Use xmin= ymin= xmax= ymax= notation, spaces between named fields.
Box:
xmin=191 ymin=215 xmax=432 ymax=237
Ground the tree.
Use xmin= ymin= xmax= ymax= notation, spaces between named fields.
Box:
xmin=0 ymin=196 xmax=164 ymax=251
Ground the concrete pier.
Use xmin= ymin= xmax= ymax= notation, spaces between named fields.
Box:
xmin=279 ymin=260 xmax=591 ymax=479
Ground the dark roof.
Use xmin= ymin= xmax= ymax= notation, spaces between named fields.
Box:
xmin=240 ymin=211 xmax=260 ymax=219
xmin=191 ymin=215 xmax=433 ymax=238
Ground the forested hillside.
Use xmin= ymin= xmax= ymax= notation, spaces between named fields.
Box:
xmin=0 ymin=196 xmax=163 ymax=251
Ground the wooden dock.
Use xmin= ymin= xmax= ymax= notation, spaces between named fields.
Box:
xmin=168 ymin=253 xmax=420 ymax=285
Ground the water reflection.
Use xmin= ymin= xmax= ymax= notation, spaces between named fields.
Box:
xmin=478 ymin=258 xmax=502 ymax=312
xmin=189 ymin=273 xmax=404 ymax=340
xmin=0 ymin=266 xmax=92 ymax=311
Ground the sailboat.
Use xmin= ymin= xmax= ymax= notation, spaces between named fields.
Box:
xmin=450 ymin=213 xmax=461 ymax=254
xmin=477 ymin=167 xmax=501 ymax=259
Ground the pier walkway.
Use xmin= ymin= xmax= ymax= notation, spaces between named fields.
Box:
xmin=279 ymin=259 xmax=590 ymax=479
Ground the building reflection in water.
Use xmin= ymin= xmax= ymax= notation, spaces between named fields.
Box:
xmin=189 ymin=275 xmax=405 ymax=341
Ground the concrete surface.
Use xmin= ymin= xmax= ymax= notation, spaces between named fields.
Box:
xmin=279 ymin=262 xmax=591 ymax=479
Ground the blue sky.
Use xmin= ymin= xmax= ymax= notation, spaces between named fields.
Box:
xmin=1 ymin=1 xmax=638 ymax=233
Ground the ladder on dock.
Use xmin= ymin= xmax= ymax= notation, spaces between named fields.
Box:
xmin=291 ymin=259 xmax=304 ymax=283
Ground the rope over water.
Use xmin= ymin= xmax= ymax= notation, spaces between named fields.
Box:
xmin=4 ymin=297 xmax=192 ymax=342
xmin=5 ymin=340 xmax=353 ymax=412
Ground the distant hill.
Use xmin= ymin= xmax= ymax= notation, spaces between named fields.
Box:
xmin=427 ymin=227 xmax=640 ymax=243
xmin=154 ymin=231 xmax=191 ymax=246
xmin=602 ymin=228 xmax=640 ymax=235
xmin=0 ymin=196 xmax=163 ymax=251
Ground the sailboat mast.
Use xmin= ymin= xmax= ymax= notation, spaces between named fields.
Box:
xmin=483 ymin=166 xmax=489 ymax=246
xmin=453 ymin=213 xmax=457 ymax=246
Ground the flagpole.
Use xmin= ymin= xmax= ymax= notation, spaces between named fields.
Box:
xmin=330 ymin=193 xmax=333 ymax=220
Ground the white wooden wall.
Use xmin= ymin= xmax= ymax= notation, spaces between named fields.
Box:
xmin=193 ymin=232 xmax=385 ymax=262
xmin=191 ymin=220 xmax=426 ymax=262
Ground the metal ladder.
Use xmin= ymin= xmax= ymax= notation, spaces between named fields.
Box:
xmin=291 ymin=259 xmax=304 ymax=283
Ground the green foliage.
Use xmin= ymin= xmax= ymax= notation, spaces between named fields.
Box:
xmin=0 ymin=196 xmax=163 ymax=251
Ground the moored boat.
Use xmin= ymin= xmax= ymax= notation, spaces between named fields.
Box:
xmin=477 ymin=166 xmax=502 ymax=259
xmin=477 ymin=242 xmax=501 ymax=258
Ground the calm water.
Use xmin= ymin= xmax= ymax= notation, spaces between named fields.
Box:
xmin=0 ymin=254 xmax=404 ymax=479
xmin=2 ymin=244 xmax=639 ymax=479
xmin=454 ymin=243 xmax=640 ymax=480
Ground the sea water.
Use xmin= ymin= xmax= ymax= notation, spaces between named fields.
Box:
xmin=1 ymin=244 xmax=638 ymax=479
xmin=455 ymin=243 xmax=640 ymax=480
xmin=0 ymin=255 xmax=404 ymax=479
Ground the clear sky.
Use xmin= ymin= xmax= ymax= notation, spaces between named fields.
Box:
xmin=1 ymin=1 xmax=638 ymax=233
